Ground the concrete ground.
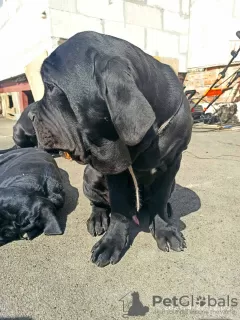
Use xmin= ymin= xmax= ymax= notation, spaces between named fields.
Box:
xmin=0 ymin=116 xmax=239 ymax=320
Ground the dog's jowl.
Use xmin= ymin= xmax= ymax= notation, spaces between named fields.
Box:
xmin=28 ymin=31 xmax=193 ymax=267
xmin=0 ymin=148 xmax=65 ymax=245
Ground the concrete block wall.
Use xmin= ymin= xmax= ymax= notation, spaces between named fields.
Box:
xmin=0 ymin=0 xmax=190 ymax=82
xmin=48 ymin=0 xmax=190 ymax=72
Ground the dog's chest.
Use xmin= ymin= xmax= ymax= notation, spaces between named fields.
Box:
xmin=135 ymin=165 xmax=166 ymax=186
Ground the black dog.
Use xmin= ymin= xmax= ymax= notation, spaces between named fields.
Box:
xmin=0 ymin=103 xmax=60 ymax=158
xmin=12 ymin=104 xmax=38 ymax=148
xmin=0 ymin=104 xmax=37 ymax=155
xmin=0 ymin=148 xmax=65 ymax=245
xmin=28 ymin=31 xmax=193 ymax=267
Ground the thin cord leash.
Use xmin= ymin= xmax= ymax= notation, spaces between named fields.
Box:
xmin=128 ymin=165 xmax=140 ymax=212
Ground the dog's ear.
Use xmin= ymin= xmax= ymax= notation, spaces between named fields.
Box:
xmin=102 ymin=58 xmax=156 ymax=146
xmin=41 ymin=206 xmax=62 ymax=235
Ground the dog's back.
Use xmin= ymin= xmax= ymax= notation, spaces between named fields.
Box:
xmin=0 ymin=148 xmax=60 ymax=182
xmin=41 ymin=31 xmax=186 ymax=127
xmin=0 ymin=148 xmax=64 ymax=209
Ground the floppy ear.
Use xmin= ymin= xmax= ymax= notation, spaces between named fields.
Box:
xmin=41 ymin=206 xmax=62 ymax=235
xmin=102 ymin=58 xmax=156 ymax=146
xmin=20 ymin=198 xmax=62 ymax=236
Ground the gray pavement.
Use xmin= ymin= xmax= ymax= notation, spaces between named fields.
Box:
xmin=0 ymin=116 xmax=239 ymax=320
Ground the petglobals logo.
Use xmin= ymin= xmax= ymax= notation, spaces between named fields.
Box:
xmin=152 ymin=295 xmax=238 ymax=308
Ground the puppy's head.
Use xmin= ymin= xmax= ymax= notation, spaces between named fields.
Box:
xmin=13 ymin=103 xmax=38 ymax=148
xmin=0 ymin=208 xmax=42 ymax=245
xmin=0 ymin=190 xmax=62 ymax=245
xmin=0 ymin=209 xmax=21 ymax=245
xmin=28 ymin=57 xmax=156 ymax=174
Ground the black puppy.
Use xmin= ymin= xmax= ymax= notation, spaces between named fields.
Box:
xmin=0 ymin=148 xmax=65 ymax=245
xmin=12 ymin=103 xmax=38 ymax=148
xmin=0 ymin=104 xmax=37 ymax=154
xmin=28 ymin=31 xmax=193 ymax=267
xmin=0 ymin=103 xmax=60 ymax=158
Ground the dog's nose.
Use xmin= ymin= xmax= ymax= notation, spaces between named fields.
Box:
xmin=28 ymin=110 xmax=35 ymax=121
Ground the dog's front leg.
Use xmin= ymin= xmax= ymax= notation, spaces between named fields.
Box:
xmin=91 ymin=170 xmax=135 ymax=267
xmin=149 ymin=155 xmax=186 ymax=252
xmin=83 ymin=165 xmax=110 ymax=236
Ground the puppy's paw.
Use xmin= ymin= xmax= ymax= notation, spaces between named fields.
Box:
xmin=91 ymin=214 xmax=129 ymax=267
xmin=150 ymin=216 xmax=186 ymax=252
xmin=87 ymin=208 xmax=109 ymax=237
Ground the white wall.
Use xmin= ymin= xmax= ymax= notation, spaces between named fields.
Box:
xmin=2 ymin=0 xmax=240 ymax=80
xmin=48 ymin=0 xmax=190 ymax=72
xmin=0 ymin=0 xmax=51 ymax=81
xmin=188 ymin=0 xmax=240 ymax=68
xmin=0 ymin=0 xmax=191 ymax=81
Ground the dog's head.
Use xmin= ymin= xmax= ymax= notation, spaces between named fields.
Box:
xmin=13 ymin=103 xmax=38 ymax=148
xmin=28 ymin=82 xmax=89 ymax=165
xmin=0 ymin=209 xmax=22 ymax=244
xmin=28 ymin=56 xmax=156 ymax=174
xmin=0 ymin=189 xmax=62 ymax=245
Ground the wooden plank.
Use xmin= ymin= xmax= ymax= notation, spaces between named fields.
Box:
xmin=153 ymin=56 xmax=179 ymax=75
xmin=0 ymin=82 xmax=30 ymax=93
xmin=19 ymin=91 xmax=28 ymax=113
xmin=24 ymin=51 xmax=48 ymax=101
xmin=0 ymin=92 xmax=21 ymax=120
xmin=0 ymin=94 xmax=8 ymax=118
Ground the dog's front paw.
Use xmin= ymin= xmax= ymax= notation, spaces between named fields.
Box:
xmin=150 ymin=215 xmax=186 ymax=252
xmin=87 ymin=208 xmax=110 ymax=237
xmin=91 ymin=214 xmax=129 ymax=267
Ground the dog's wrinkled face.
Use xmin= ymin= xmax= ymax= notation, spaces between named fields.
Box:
xmin=27 ymin=57 xmax=156 ymax=174
xmin=0 ymin=207 xmax=42 ymax=245
xmin=28 ymin=84 xmax=89 ymax=164
xmin=0 ymin=210 xmax=43 ymax=246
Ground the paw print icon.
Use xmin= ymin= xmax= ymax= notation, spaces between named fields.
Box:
xmin=196 ymin=296 xmax=206 ymax=307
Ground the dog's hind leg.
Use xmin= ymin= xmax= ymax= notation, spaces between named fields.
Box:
xmin=148 ymin=155 xmax=186 ymax=252
xmin=83 ymin=165 xmax=110 ymax=236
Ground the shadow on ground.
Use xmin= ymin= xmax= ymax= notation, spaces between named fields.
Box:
xmin=119 ymin=184 xmax=201 ymax=261
xmin=170 ymin=184 xmax=201 ymax=218
xmin=170 ymin=184 xmax=201 ymax=231
xmin=57 ymin=168 xmax=79 ymax=233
